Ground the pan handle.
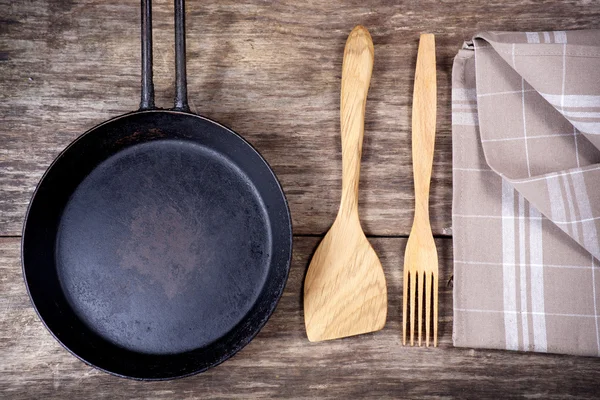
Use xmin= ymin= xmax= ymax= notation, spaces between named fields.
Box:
xmin=139 ymin=0 xmax=154 ymax=110
xmin=139 ymin=0 xmax=190 ymax=112
xmin=173 ymin=0 xmax=190 ymax=112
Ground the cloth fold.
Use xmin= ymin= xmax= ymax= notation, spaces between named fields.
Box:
xmin=452 ymin=30 xmax=600 ymax=356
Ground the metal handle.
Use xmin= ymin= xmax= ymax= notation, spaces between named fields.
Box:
xmin=174 ymin=0 xmax=189 ymax=111
xmin=139 ymin=0 xmax=190 ymax=112
xmin=139 ymin=0 xmax=154 ymax=110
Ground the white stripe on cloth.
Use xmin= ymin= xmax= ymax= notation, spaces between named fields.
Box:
xmin=455 ymin=214 xmax=540 ymax=219
xmin=511 ymin=165 xmax=600 ymax=184
xmin=453 ymin=167 xmax=493 ymax=172
xmin=572 ymin=172 xmax=600 ymax=257
xmin=561 ymin=44 xmax=566 ymax=115
xmin=455 ymin=260 xmax=596 ymax=270
xmin=543 ymin=32 xmax=551 ymax=43
xmin=554 ymin=31 xmax=568 ymax=44
xmin=540 ymin=93 xmax=600 ymax=109
xmin=570 ymin=121 xmax=600 ymax=135
xmin=561 ymin=174 xmax=580 ymax=242
xmin=502 ymin=179 xmax=519 ymax=350
xmin=453 ymin=213 xmax=600 ymax=225
xmin=455 ymin=308 xmax=596 ymax=318
xmin=481 ymin=133 xmax=576 ymax=142
xmin=511 ymin=43 xmax=516 ymax=68
xmin=452 ymin=112 xmax=479 ymax=126
xmin=562 ymin=110 xmax=600 ymax=119
xmin=593 ymin=256 xmax=600 ymax=356
xmin=478 ymin=89 xmax=537 ymax=98
xmin=529 ymin=203 xmax=547 ymax=352
xmin=547 ymin=174 xmax=567 ymax=231
xmin=575 ymin=126 xmax=580 ymax=169
xmin=452 ymin=88 xmax=477 ymax=101
xmin=518 ymin=194 xmax=529 ymax=349
xmin=521 ymin=78 xmax=532 ymax=177
xmin=452 ymin=103 xmax=477 ymax=110
xmin=526 ymin=32 xmax=540 ymax=43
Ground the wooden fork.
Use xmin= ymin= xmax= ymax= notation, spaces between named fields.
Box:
xmin=403 ymin=33 xmax=438 ymax=347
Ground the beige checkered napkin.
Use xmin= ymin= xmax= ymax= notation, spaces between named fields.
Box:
xmin=452 ymin=30 xmax=600 ymax=356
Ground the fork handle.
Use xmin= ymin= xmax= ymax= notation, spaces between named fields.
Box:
xmin=411 ymin=34 xmax=437 ymax=225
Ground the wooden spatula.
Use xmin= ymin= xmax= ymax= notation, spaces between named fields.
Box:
xmin=303 ymin=26 xmax=387 ymax=342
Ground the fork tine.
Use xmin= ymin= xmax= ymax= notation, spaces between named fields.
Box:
xmin=425 ymin=271 xmax=432 ymax=347
xmin=433 ymin=271 xmax=438 ymax=347
xmin=402 ymin=257 xmax=409 ymax=345
xmin=409 ymin=269 xmax=416 ymax=346
xmin=417 ymin=270 xmax=423 ymax=346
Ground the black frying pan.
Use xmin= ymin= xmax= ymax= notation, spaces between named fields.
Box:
xmin=22 ymin=0 xmax=292 ymax=380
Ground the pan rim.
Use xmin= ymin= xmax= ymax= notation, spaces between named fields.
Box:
xmin=21 ymin=110 xmax=293 ymax=380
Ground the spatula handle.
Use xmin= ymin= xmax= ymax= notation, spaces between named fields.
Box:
xmin=339 ymin=26 xmax=374 ymax=217
xmin=411 ymin=34 xmax=437 ymax=224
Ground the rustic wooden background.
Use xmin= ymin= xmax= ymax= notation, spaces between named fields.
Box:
xmin=2 ymin=0 xmax=600 ymax=398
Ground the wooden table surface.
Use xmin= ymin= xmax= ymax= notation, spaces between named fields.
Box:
xmin=2 ymin=0 xmax=600 ymax=398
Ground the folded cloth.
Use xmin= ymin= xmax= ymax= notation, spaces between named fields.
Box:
xmin=452 ymin=30 xmax=600 ymax=356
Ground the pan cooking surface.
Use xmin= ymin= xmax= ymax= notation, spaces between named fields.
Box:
xmin=56 ymin=139 xmax=272 ymax=354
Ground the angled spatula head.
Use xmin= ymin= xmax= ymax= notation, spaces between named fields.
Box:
xmin=304 ymin=217 xmax=387 ymax=342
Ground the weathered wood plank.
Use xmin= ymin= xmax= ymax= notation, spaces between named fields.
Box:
xmin=2 ymin=0 xmax=600 ymax=236
xmin=1 ymin=237 xmax=599 ymax=398
xmin=3 ymin=1 xmax=600 ymax=395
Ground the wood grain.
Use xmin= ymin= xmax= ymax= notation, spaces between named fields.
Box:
xmin=304 ymin=26 xmax=387 ymax=342
xmin=403 ymin=33 xmax=439 ymax=347
xmin=3 ymin=0 xmax=598 ymax=237
xmin=3 ymin=0 xmax=600 ymax=398
xmin=1 ymin=237 xmax=600 ymax=398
